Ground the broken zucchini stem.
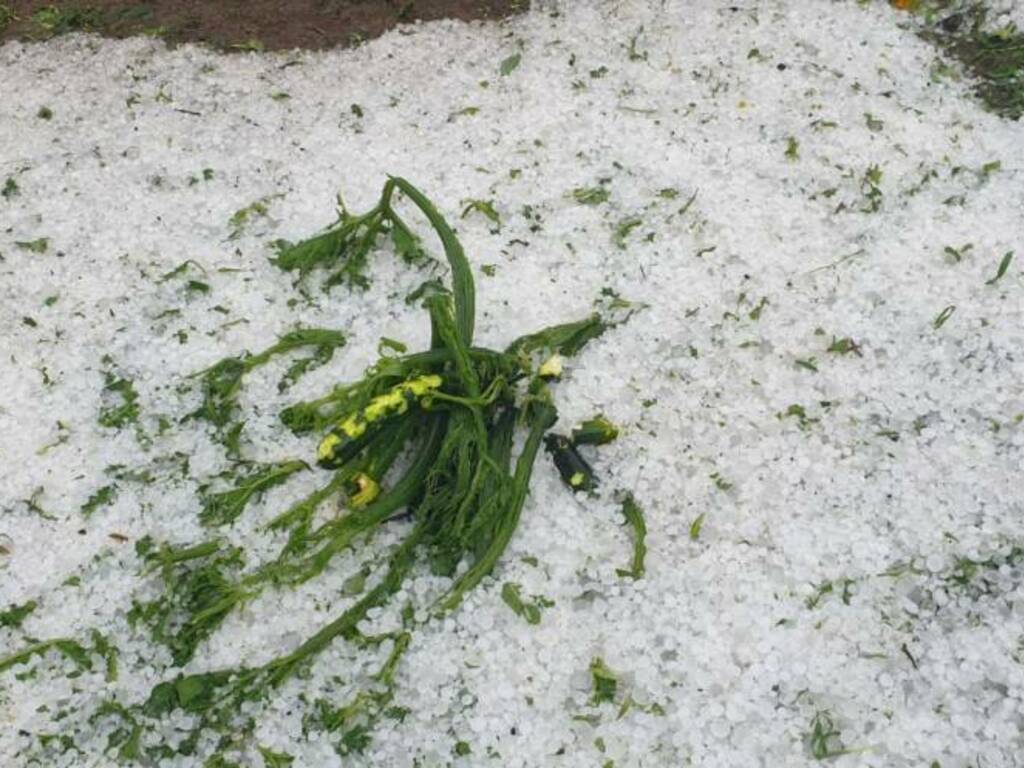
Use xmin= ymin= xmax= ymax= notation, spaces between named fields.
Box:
xmin=1 ymin=177 xmax=638 ymax=758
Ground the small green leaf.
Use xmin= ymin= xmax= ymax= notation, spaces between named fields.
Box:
xmin=826 ymin=337 xmax=861 ymax=355
xmin=501 ymin=583 xmax=543 ymax=625
xmin=985 ymin=251 xmax=1013 ymax=285
xmin=0 ymin=600 xmax=37 ymax=630
xmin=81 ymin=485 xmax=117 ymax=518
xmin=499 ymin=52 xmax=522 ymax=76
xmin=15 ymin=238 xmax=48 ymax=254
xmin=615 ymin=492 xmax=647 ymax=579
xmin=688 ymin=513 xmax=706 ymax=541
xmin=258 ymin=746 xmax=294 ymax=767
xmin=572 ymin=186 xmax=610 ymax=205
xmin=933 ymin=305 xmax=956 ymax=329
xmin=864 ymin=112 xmax=884 ymax=132
xmin=460 ymin=199 xmax=501 ymax=228
xmin=590 ymin=657 xmax=619 ymax=705
xmin=613 ymin=217 xmax=643 ymax=249
xmin=980 ymin=160 xmax=1001 ymax=178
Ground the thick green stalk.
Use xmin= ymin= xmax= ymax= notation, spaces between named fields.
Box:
xmin=387 ymin=177 xmax=476 ymax=345
xmin=438 ymin=400 xmax=556 ymax=612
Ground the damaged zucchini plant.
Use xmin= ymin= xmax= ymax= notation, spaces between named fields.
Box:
xmin=0 ymin=177 xmax=640 ymax=762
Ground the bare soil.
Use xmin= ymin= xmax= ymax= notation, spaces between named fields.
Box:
xmin=0 ymin=0 xmax=527 ymax=51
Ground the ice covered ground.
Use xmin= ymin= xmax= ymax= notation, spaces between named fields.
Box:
xmin=1 ymin=1 xmax=1022 ymax=766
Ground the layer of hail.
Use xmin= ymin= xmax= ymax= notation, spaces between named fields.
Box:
xmin=2 ymin=177 xmax=642 ymax=763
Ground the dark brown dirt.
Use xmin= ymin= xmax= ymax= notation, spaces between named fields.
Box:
xmin=0 ymin=0 xmax=527 ymax=51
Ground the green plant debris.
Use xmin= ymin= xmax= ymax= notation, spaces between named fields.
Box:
xmin=571 ymin=416 xmax=619 ymax=446
xmin=97 ymin=372 xmax=140 ymax=429
xmin=0 ymin=637 xmax=93 ymax=674
xmin=617 ymin=695 xmax=665 ymax=721
xmin=923 ymin=7 xmax=1024 ymax=120
xmin=615 ymin=492 xmax=647 ymax=579
xmin=780 ymin=404 xmax=819 ymax=431
xmin=864 ymin=112 xmax=884 ymax=132
xmin=785 ymin=136 xmax=800 ymax=160
xmin=91 ymin=630 xmax=118 ymax=682
xmin=461 ymin=198 xmax=501 ymax=229
xmin=689 ymin=513 xmax=706 ymax=541
xmin=826 ymin=336 xmax=862 ymax=356
xmin=613 ymin=217 xmax=643 ymax=248
xmin=2 ymin=176 xmax=18 ymax=199
xmin=805 ymin=578 xmax=854 ymax=609
xmin=200 ymin=461 xmax=308 ymax=526
xmin=89 ymin=701 xmax=142 ymax=761
xmin=709 ymin=471 xmax=732 ymax=491
xmin=590 ymin=657 xmax=619 ymax=705
xmin=860 ymin=164 xmax=883 ymax=213
xmin=257 ymin=746 xmax=294 ymax=767
xmin=943 ymin=547 xmax=1023 ymax=593
xmin=0 ymin=600 xmax=37 ymax=630
xmin=627 ymin=27 xmax=647 ymax=61
xmin=36 ymin=421 xmax=70 ymax=456
xmin=159 ymin=259 xmax=207 ymax=283
xmin=748 ymin=296 xmax=769 ymax=321
xmin=572 ymin=186 xmax=610 ymax=205
xmin=943 ymin=243 xmax=973 ymax=263
xmin=795 ymin=357 xmax=819 ymax=373
xmin=933 ymin=304 xmax=956 ymax=329
xmin=499 ymin=52 xmax=522 ymax=76
xmin=979 ymin=159 xmax=1001 ymax=178
xmin=500 ymin=582 xmax=552 ymax=624
xmin=16 ymin=237 xmax=48 ymax=253
xmin=808 ymin=711 xmax=847 ymax=760
xmin=81 ymin=484 xmax=117 ymax=518
xmin=189 ymin=328 xmax=347 ymax=432
xmin=23 ymin=486 xmax=55 ymax=520
xmin=229 ymin=196 xmax=278 ymax=239
xmin=3 ymin=178 xmax=638 ymax=757
xmin=985 ymin=251 xmax=1014 ymax=285
xmin=37 ymin=105 xmax=53 ymax=120
xmin=304 ymin=631 xmax=410 ymax=754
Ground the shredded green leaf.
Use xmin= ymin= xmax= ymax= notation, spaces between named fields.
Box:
xmin=615 ymin=493 xmax=647 ymax=579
